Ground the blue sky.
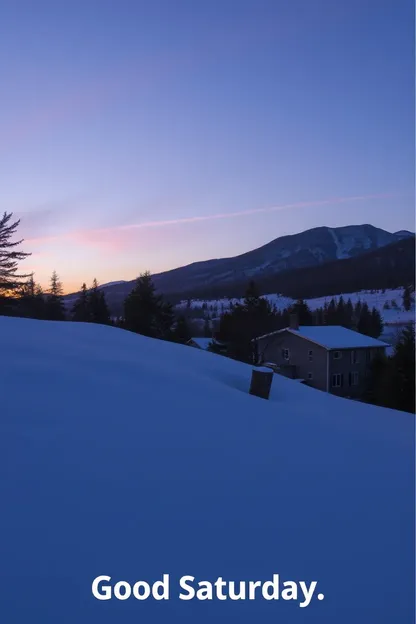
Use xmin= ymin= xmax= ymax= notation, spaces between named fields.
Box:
xmin=0 ymin=0 xmax=414 ymax=291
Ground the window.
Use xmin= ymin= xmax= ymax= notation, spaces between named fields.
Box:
xmin=350 ymin=371 xmax=359 ymax=386
xmin=332 ymin=373 xmax=343 ymax=388
xmin=307 ymin=372 xmax=313 ymax=380
xmin=282 ymin=348 xmax=290 ymax=361
xmin=308 ymin=349 xmax=313 ymax=361
xmin=366 ymin=350 xmax=372 ymax=363
xmin=351 ymin=350 xmax=359 ymax=364
xmin=333 ymin=351 xmax=342 ymax=360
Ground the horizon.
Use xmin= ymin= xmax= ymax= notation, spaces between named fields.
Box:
xmin=2 ymin=0 xmax=414 ymax=292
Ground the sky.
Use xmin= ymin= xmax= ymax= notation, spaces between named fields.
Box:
xmin=0 ymin=0 xmax=414 ymax=292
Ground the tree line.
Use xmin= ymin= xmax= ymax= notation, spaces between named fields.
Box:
xmin=216 ymin=281 xmax=384 ymax=363
xmin=0 ymin=211 xmax=193 ymax=344
xmin=0 ymin=211 xmax=414 ymax=413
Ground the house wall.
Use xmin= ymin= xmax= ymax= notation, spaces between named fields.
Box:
xmin=328 ymin=347 xmax=385 ymax=398
xmin=258 ymin=333 xmax=386 ymax=397
xmin=257 ymin=331 xmax=328 ymax=392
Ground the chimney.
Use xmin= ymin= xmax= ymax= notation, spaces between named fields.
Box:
xmin=289 ymin=313 xmax=299 ymax=330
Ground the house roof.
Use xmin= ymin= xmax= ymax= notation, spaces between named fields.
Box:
xmin=256 ymin=326 xmax=389 ymax=350
xmin=188 ymin=337 xmax=213 ymax=349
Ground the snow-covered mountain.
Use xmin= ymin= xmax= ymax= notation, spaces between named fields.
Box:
xmin=0 ymin=316 xmax=414 ymax=622
xmin=96 ymin=225 xmax=414 ymax=302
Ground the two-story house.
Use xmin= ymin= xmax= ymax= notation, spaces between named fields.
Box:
xmin=255 ymin=316 xmax=388 ymax=398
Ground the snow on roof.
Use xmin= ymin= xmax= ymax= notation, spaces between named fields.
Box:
xmin=257 ymin=326 xmax=389 ymax=349
xmin=188 ymin=337 xmax=214 ymax=349
xmin=291 ymin=326 xmax=389 ymax=349
xmin=0 ymin=317 xmax=413 ymax=622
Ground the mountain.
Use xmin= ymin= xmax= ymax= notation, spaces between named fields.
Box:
xmin=151 ymin=224 xmax=413 ymax=295
xmin=180 ymin=236 xmax=415 ymax=302
xmin=82 ymin=224 xmax=413 ymax=312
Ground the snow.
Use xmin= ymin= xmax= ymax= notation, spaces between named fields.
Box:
xmin=189 ymin=337 xmax=213 ymax=350
xmin=177 ymin=288 xmax=415 ymax=345
xmin=285 ymin=326 xmax=389 ymax=350
xmin=0 ymin=317 xmax=414 ymax=622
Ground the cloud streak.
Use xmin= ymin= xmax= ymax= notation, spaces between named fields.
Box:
xmin=25 ymin=192 xmax=398 ymax=250
xmin=111 ymin=193 xmax=395 ymax=232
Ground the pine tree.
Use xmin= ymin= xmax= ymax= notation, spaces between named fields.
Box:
xmin=357 ymin=302 xmax=371 ymax=336
xmin=172 ymin=315 xmax=192 ymax=344
xmin=123 ymin=271 xmax=173 ymax=339
xmin=290 ymin=299 xmax=313 ymax=325
xmin=45 ymin=271 xmax=65 ymax=321
xmin=326 ymin=298 xmax=337 ymax=325
xmin=34 ymin=284 xmax=46 ymax=319
xmin=18 ymin=274 xmax=46 ymax=319
xmin=71 ymin=283 xmax=90 ymax=322
xmin=402 ymin=285 xmax=414 ymax=312
xmin=370 ymin=307 xmax=383 ymax=338
xmin=244 ymin=280 xmax=261 ymax=308
xmin=88 ymin=279 xmax=110 ymax=324
xmin=0 ymin=211 xmax=31 ymax=294
xmin=345 ymin=298 xmax=354 ymax=328
xmin=391 ymin=325 xmax=415 ymax=413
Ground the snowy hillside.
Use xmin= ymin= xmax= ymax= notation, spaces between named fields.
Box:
xmin=179 ymin=288 xmax=415 ymax=338
xmin=0 ymin=317 xmax=414 ymax=623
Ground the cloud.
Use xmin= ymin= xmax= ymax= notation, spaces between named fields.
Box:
xmin=112 ymin=193 xmax=396 ymax=232
xmin=24 ymin=192 xmax=398 ymax=251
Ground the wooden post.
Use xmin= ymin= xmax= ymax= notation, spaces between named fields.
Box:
xmin=249 ymin=366 xmax=274 ymax=400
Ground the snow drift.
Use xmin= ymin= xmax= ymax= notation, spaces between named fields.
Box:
xmin=0 ymin=317 xmax=414 ymax=622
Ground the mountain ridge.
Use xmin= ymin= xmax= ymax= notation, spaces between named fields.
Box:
xmin=65 ymin=224 xmax=414 ymax=312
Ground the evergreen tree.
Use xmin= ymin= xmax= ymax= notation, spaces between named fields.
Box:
xmin=370 ymin=307 xmax=383 ymax=338
xmin=244 ymin=280 xmax=261 ymax=308
xmin=366 ymin=326 xmax=415 ymax=413
xmin=391 ymin=325 xmax=415 ymax=413
xmin=357 ymin=302 xmax=372 ymax=336
xmin=326 ymin=298 xmax=337 ymax=325
xmin=0 ymin=211 xmax=31 ymax=294
xmin=402 ymin=285 xmax=414 ymax=312
xmin=34 ymin=284 xmax=46 ymax=319
xmin=290 ymin=299 xmax=313 ymax=325
xmin=71 ymin=283 xmax=90 ymax=322
xmin=88 ymin=278 xmax=111 ymax=324
xmin=18 ymin=274 xmax=46 ymax=319
xmin=218 ymin=280 xmax=281 ymax=363
xmin=173 ymin=315 xmax=192 ymax=344
xmin=45 ymin=271 xmax=65 ymax=321
xmin=345 ymin=298 xmax=354 ymax=328
xmin=123 ymin=271 xmax=174 ymax=339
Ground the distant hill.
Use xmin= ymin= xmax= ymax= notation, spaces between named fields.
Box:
xmin=64 ymin=224 xmax=414 ymax=314
xmin=176 ymin=237 xmax=415 ymax=302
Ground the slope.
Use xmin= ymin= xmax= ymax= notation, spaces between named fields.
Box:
xmin=0 ymin=318 xmax=414 ymax=623
xmin=66 ymin=224 xmax=414 ymax=312
xmin=176 ymin=236 xmax=415 ymax=302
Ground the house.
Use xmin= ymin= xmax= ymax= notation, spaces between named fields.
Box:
xmin=187 ymin=337 xmax=226 ymax=352
xmin=255 ymin=316 xmax=388 ymax=398
xmin=187 ymin=337 xmax=214 ymax=350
